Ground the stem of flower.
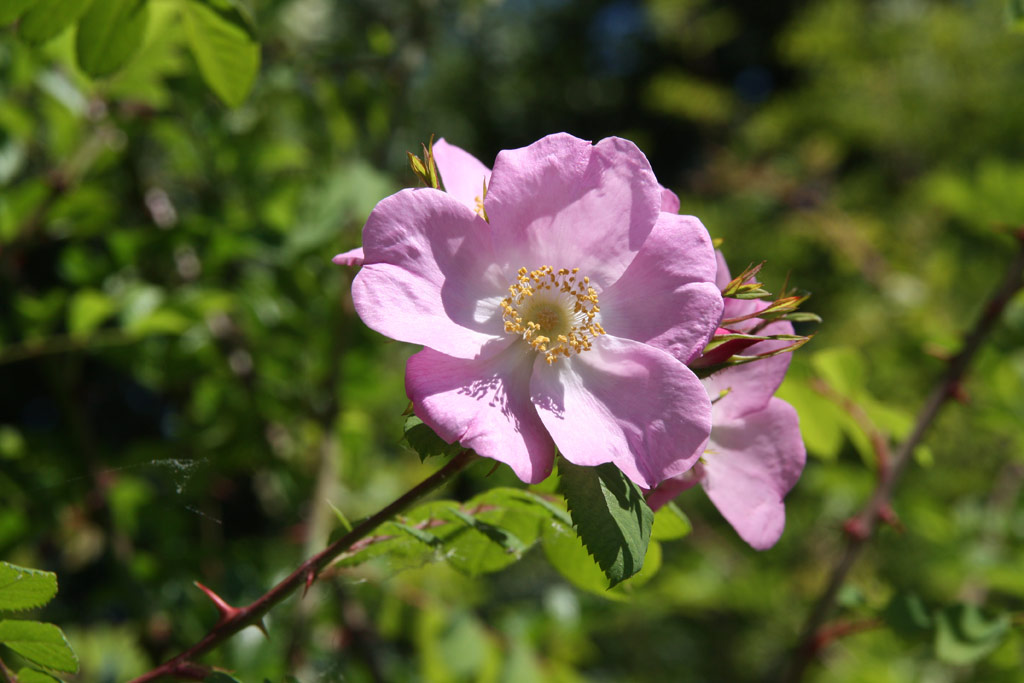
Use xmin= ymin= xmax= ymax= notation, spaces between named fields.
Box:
xmin=129 ymin=449 xmax=480 ymax=682
xmin=782 ymin=232 xmax=1024 ymax=683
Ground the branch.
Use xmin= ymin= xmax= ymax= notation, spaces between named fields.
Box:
xmin=0 ymin=655 xmax=16 ymax=683
xmin=130 ymin=450 xmax=480 ymax=682
xmin=783 ymin=231 xmax=1024 ymax=682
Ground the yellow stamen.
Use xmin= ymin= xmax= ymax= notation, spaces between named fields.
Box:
xmin=499 ymin=265 xmax=604 ymax=364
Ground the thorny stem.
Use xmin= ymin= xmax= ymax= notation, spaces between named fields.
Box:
xmin=0 ymin=655 xmax=16 ymax=683
xmin=130 ymin=450 xmax=480 ymax=682
xmin=783 ymin=232 xmax=1024 ymax=683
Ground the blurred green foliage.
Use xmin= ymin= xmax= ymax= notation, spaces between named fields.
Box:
xmin=2 ymin=0 xmax=1024 ymax=680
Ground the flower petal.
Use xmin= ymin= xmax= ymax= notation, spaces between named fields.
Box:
xmin=353 ymin=188 xmax=507 ymax=358
xmin=332 ymin=247 xmax=364 ymax=266
xmin=600 ymin=213 xmax=723 ymax=364
xmin=704 ymin=316 xmax=795 ymax=420
xmin=406 ymin=342 xmax=556 ymax=483
xmin=659 ymin=186 xmax=680 ymax=214
xmin=701 ymin=398 xmax=806 ymax=550
xmin=644 ymin=465 xmax=702 ymax=511
xmin=485 ymin=133 xmax=661 ymax=289
xmin=530 ymin=335 xmax=711 ymax=489
xmin=434 ymin=138 xmax=492 ymax=211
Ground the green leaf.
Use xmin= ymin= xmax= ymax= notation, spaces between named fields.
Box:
xmin=775 ymin=377 xmax=845 ymax=460
xmin=15 ymin=669 xmax=59 ymax=683
xmin=447 ymin=507 xmax=528 ymax=556
xmin=124 ymin=308 xmax=192 ymax=336
xmin=402 ymin=416 xmax=462 ymax=462
xmin=204 ymin=673 xmax=243 ymax=683
xmin=75 ymin=0 xmax=149 ymax=78
xmin=882 ymin=592 xmax=933 ymax=639
xmin=933 ymin=604 xmax=1011 ymax=665
xmin=558 ymin=460 xmax=653 ymax=587
xmin=103 ymin=0 xmax=188 ymax=109
xmin=67 ymin=289 xmax=117 ymax=338
xmin=0 ymin=620 xmax=79 ymax=673
xmin=651 ymin=502 xmax=692 ymax=541
xmin=181 ymin=0 xmax=260 ymax=107
xmin=0 ymin=0 xmax=34 ymax=25
xmin=1009 ymin=0 xmax=1024 ymax=33
xmin=0 ymin=563 xmax=58 ymax=613
xmin=325 ymin=500 xmax=352 ymax=532
xmin=811 ymin=347 xmax=866 ymax=397
xmin=393 ymin=522 xmax=442 ymax=548
xmin=541 ymin=520 xmax=663 ymax=599
xmin=17 ymin=0 xmax=96 ymax=44
xmin=435 ymin=490 xmax=545 ymax=577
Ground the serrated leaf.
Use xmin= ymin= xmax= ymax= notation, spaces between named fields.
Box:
xmin=75 ymin=0 xmax=149 ymax=78
xmin=0 ymin=620 xmax=78 ymax=673
xmin=651 ymin=502 xmax=692 ymax=541
xmin=0 ymin=563 xmax=58 ymax=613
xmin=17 ymin=0 xmax=96 ymax=44
xmin=558 ymin=460 xmax=653 ymax=587
xmin=933 ymin=604 xmax=1011 ymax=665
xmin=402 ymin=416 xmax=462 ymax=462
xmin=181 ymin=0 xmax=260 ymax=107
xmin=0 ymin=0 xmax=34 ymax=25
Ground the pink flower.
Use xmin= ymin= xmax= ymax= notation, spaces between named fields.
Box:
xmin=647 ymin=253 xmax=807 ymax=549
xmin=335 ymin=133 xmax=723 ymax=487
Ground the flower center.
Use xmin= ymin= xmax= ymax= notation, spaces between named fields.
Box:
xmin=500 ymin=266 xmax=605 ymax=364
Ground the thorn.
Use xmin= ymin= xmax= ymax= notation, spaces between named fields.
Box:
xmin=878 ymin=504 xmax=904 ymax=533
xmin=302 ymin=568 xmax=317 ymax=598
xmin=254 ymin=618 xmax=270 ymax=639
xmin=949 ymin=381 xmax=970 ymax=404
xmin=194 ymin=581 xmax=240 ymax=622
xmin=842 ymin=517 xmax=869 ymax=541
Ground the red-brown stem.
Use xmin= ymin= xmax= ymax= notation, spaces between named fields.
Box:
xmin=810 ymin=617 xmax=884 ymax=654
xmin=809 ymin=377 xmax=892 ymax=476
xmin=130 ymin=450 xmax=479 ymax=682
xmin=0 ymin=655 xmax=17 ymax=683
xmin=783 ymin=234 xmax=1024 ymax=682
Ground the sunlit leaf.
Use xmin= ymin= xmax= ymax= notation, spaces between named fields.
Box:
xmin=67 ymin=289 xmax=117 ymax=338
xmin=75 ymin=0 xmax=150 ymax=77
xmin=934 ymin=604 xmax=1011 ymax=665
xmin=558 ymin=460 xmax=653 ymax=587
xmin=0 ymin=0 xmax=34 ymax=26
xmin=651 ymin=502 xmax=692 ymax=541
xmin=0 ymin=620 xmax=78 ymax=673
xmin=181 ymin=0 xmax=260 ymax=107
xmin=0 ymin=563 xmax=58 ymax=613
xmin=17 ymin=0 xmax=95 ymax=44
